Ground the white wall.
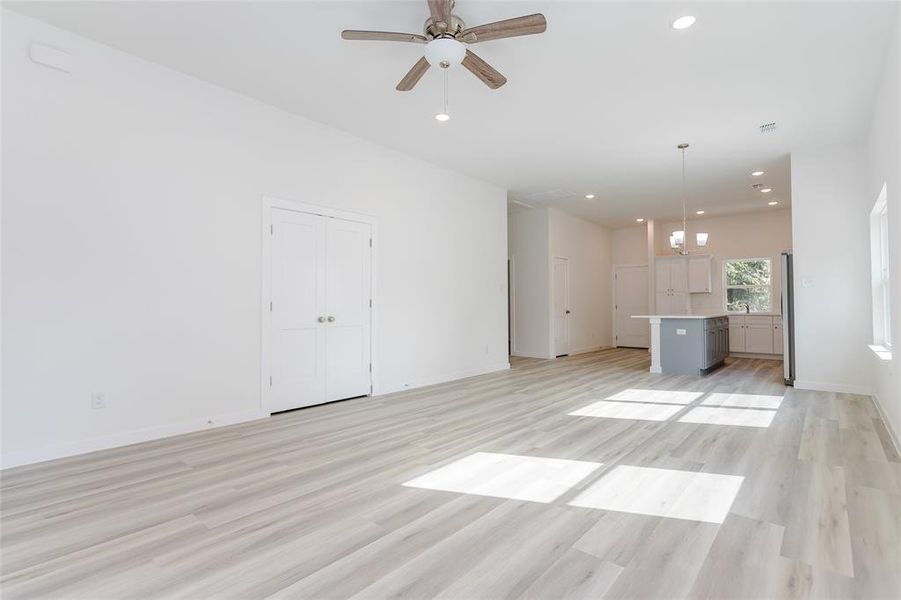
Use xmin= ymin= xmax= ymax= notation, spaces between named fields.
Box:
xmin=549 ymin=208 xmax=613 ymax=353
xmin=612 ymin=225 xmax=648 ymax=266
xmin=656 ymin=210 xmax=793 ymax=315
xmin=1 ymin=12 xmax=509 ymax=467
xmin=790 ymin=144 xmax=871 ymax=394
xmin=865 ymin=6 xmax=900 ymax=445
xmin=508 ymin=208 xmax=551 ymax=358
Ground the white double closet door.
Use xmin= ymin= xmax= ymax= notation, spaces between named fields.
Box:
xmin=270 ymin=208 xmax=371 ymax=413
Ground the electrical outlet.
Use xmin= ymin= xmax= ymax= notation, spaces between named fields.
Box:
xmin=90 ymin=392 xmax=106 ymax=410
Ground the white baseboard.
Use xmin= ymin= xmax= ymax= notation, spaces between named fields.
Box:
xmin=1 ymin=409 xmax=268 ymax=470
xmin=511 ymin=351 xmax=555 ymax=359
xmin=729 ymin=352 xmax=782 ymax=361
xmin=793 ymin=380 xmax=872 ymax=395
xmin=377 ymin=361 xmax=511 ymax=396
xmin=871 ymin=391 xmax=901 ymax=457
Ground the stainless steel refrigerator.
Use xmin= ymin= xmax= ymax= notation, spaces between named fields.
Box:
xmin=781 ymin=251 xmax=795 ymax=385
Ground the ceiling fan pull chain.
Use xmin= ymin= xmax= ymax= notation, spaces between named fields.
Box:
xmin=443 ymin=69 xmax=449 ymax=116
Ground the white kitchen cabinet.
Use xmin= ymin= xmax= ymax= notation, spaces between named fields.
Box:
xmin=670 ymin=258 xmax=689 ymax=293
xmin=729 ymin=316 xmax=746 ymax=352
xmin=655 ymin=257 xmax=690 ymax=314
xmin=728 ymin=315 xmax=781 ymax=355
xmin=773 ymin=317 xmax=784 ymax=355
xmin=688 ymin=256 xmax=713 ymax=293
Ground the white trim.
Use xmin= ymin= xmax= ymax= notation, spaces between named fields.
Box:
xmin=261 ymin=195 xmax=378 ymax=413
xmin=729 ymin=352 xmax=782 ymax=361
xmin=871 ymin=390 xmax=901 ymax=458
xmin=612 ymin=264 xmax=650 ymax=349
xmin=511 ymin=351 xmax=556 ymax=359
xmin=793 ymin=380 xmax=872 ymax=395
xmin=376 ymin=362 xmax=511 ymax=395
xmin=1 ymin=410 xmax=268 ymax=470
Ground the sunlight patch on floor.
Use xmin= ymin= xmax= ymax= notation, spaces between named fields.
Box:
xmin=569 ymin=400 xmax=684 ymax=422
xmin=605 ymin=389 xmax=704 ymax=405
xmin=678 ymin=406 xmax=776 ymax=428
xmin=701 ymin=393 xmax=784 ymax=410
xmin=403 ymin=452 xmax=602 ymax=503
xmin=569 ymin=465 xmax=744 ymax=523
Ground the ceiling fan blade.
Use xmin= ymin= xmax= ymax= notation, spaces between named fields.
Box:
xmin=427 ymin=0 xmax=453 ymax=29
xmin=342 ymin=30 xmax=427 ymax=43
xmin=460 ymin=14 xmax=547 ymax=43
xmin=461 ymin=50 xmax=507 ymax=89
xmin=396 ymin=56 xmax=431 ymax=91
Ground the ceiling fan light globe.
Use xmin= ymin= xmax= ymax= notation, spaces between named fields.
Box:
xmin=424 ymin=38 xmax=466 ymax=68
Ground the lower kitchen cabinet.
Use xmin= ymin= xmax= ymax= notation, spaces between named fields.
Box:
xmin=728 ymin=315 xmax=783 ymax=355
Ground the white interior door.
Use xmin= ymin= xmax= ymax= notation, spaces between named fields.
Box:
xmin=271 ymin=209 xmax=326 ymax=412
xmin=325 ymin=218 xmax=371 ymax=401
xmin=615 ymin=266 xmax=650 ymax=348
xmin=553 ymin=257 xmax=570 ymax=357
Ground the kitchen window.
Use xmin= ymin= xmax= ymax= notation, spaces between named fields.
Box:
xmin=724 ymin=258 xmax=772 ymax=313
xmin=870 ymin=183 xmax=891 ymax=353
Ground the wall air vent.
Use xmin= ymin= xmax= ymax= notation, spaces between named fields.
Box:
xmin=759 ymin=122 xmax=777 ymax=134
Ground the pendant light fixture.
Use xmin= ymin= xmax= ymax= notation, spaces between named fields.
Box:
xmin=670 ymin=143 xmax=709 ymax=254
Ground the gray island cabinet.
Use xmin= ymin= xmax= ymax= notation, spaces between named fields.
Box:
xmin=631 ymin=315 xmax=730 ymax=375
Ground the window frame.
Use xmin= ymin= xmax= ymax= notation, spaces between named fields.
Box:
xmin=870 ymin=183 xmax=892 ymax=351
xmin=722 ymin=257 xmax=774 ymax=314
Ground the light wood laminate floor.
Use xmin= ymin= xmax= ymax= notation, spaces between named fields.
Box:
xmin=2 ymin=350 xmax=900 ymax=599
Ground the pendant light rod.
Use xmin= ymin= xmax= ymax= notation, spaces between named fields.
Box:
xmin=678 ymin=143 xmax=689 ymax=255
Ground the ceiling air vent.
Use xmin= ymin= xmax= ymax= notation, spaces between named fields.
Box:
xmin=759 ymin=122 xmax=777 ymax=134
xmin=520 ymin=189 xmax=576 ymax=204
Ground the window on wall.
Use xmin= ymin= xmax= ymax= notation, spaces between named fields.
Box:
xmin=870 ymin=183 xmax=891 ymax=353
xmin=724 ymin=258 xmax=772 ymax=313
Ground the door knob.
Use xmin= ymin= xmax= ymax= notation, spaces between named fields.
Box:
xmin=565 ymin=310 xmax=571 ymax=314
xmin=318 ymin=316 xmax=326 ymax=323
xmin=327 ymin=316 xmax=336 ymax=322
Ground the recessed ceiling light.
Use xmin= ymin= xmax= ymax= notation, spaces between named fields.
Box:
xmin=696 ymin=210 xmax=705 ymax=215
xmin=585 ymin=194 xmax=595 ymax=199
xmin=672 ymin=16 xmax=696 ymax=30
xmin=752 ymin=171 xmax=765 ymax=176
xmin=768 ymin=201 xmax=779 ymax=206
xmin=636 ymin=218 xmax=645 ymax=223
xmin=761 ymin=188 xmax=772 ymax=193
xmin=435 ymin=113 xmax=450 ymax=122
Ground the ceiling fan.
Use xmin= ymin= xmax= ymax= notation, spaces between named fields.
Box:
xmin=341 ymin=0 xmax=547 ymax=91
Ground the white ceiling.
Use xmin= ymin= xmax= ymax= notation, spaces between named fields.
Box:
xmin=8 ymin=1 xmax=896 ymax=227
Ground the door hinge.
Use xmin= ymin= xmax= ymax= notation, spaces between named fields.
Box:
xmin=269 ymin=301 xmax=273 ymax=312
xmin=369 ymin=238 xmax=373 ymax=247
xmin=369 ymin=299 xmax=372 ymax=308
xmin=269 ymin=375 xmax=272 ymax=386
xmin=369 ymin=363 xmax=372 ymax=372
xmin=270 ymin=224 xmax=274 ymax=235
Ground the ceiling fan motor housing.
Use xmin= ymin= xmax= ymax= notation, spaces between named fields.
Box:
xmin=424 ymin=15 xmax=466 ymax=39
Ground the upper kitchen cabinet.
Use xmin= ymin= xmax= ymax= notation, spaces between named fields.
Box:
xmin=688 ymin=256 xmax=713 ymax=293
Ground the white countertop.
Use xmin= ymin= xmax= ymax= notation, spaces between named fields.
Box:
xmin=632 ymin=314 xmax=728 ymax=320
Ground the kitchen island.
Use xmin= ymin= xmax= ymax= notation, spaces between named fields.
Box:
xmin=632 ymin=315 xmax=729 ymax=375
